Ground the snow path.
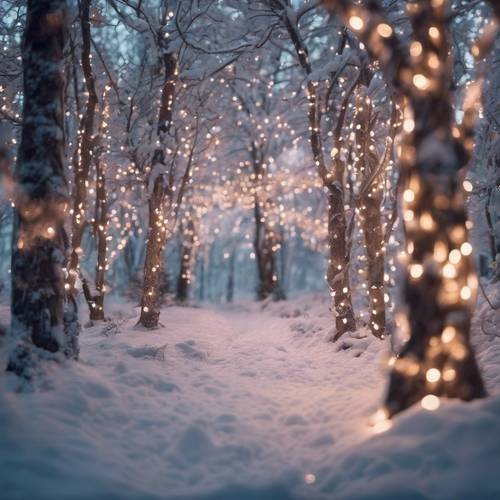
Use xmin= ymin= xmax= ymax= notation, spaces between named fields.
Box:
xmin=1 ymin=295 xmax=499 ymax=499
xmin=0 ymin=297 xmax=386 ymax=499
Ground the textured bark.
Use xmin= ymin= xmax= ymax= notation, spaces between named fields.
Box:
xmin=138 ymin=48 xmax=177 ymax=328
xmin=89 ymin=146 xmax=107 ymax=320
xmin=361 ymin=192 xmax=386 ymax=338
xmin=68 ymin=0 xmax=97 ymax=291
xmin=384 ymin=1 xmax=486 ymax=416
xmin=324 ymin=0 xmax=488 ymax=415
xmin=282 ymin=10 xmax=353 ymax=333
xmin=233 ymin=82 xmax=285 ymax=302
xmin=327 ymin=184 xmax=356 ymax=339
xmin=356 ymin=98 xmax=387 ymax=338
xmin=8 ymin=0 xmax=79 ymax=376
xmin=484 ymin=186 xmax=499 ymax=266
xmin=253 ymin=197 xmax=284 ymax=301
xmin=139 ymin=175 xmax=168 ymax=328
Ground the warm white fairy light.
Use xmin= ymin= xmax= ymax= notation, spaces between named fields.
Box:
xmin=421 ymin=394 xmax=440 ymax=411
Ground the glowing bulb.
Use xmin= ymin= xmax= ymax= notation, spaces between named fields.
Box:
xmin=426 ymin=368 xmax=441 ymax=383
xmin=426 ymin=54 xmax=439 ymax=70
xmin=404 ymin=210 xmax=414 ymax=222
xmin=403 ymin=189 xmax=415 ymax=202
xmin=403 ymin=119 xmax=415 ymax=133
xmin=420 ymin=212 xmax=434 ymax=231
xmin=413 ymin=74 xmax=429 ymax=90
xmin=410 ymin=264 xmax=423 ymax=279
xmin=463 ymin=180 xmax=473 ymax=192
xmin=421 ymin=394 xmax=440 ymax=411
xmin=410 ymin=41 xmax=423 ymax=57
xmin=428 ymin=27 xmax=440 ymax=39
xmin=442 ymin=263 xmax=456 ymax=278
xmin=377 ymin=23 xmax=393 ymax=38
xmin=434 ymin=241 xmax=448 ymax=262
xmin=457 ymin=242 xmax=471 ymax=256
xmin=349 ymin=16 xmax=364 ymax=31
xmin=304 ymin=473 xmax=316 ymax=485
xmin=460 ymin=286 xmax=472 ymax=300
xmin=441 ymin=326 xmax=456 ymax=343
xmin=449 ymin=249 xmax=461 ymax=264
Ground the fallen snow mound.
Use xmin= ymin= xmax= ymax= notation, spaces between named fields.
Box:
xmin=0 ymin=295 xmax=499 ymax=499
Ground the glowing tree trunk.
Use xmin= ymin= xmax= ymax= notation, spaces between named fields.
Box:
xmin=283 ymin=12 xmax=354 ymax=335
xmin=253 ymin=198 xmax=283 ymax=301
xmin=8 ymin=0 xmax=79 ymax=376
xmin=361 ymin=190 xmax=386 ymax=337
xmin=325 ymin=0 xmax=492 ymax=416
xmin=68 ymin=0 xmax=97 ymax=292
xmin=79 ymin=101 xmax=108 ymax=321
xmin=140 ymin=175 xmax=169 ymax=327
xmin=327 ymin=179 xmax=356 ymax=338
xmin=138 ymin=49 xmax=177 ymax=328
xmin=176 ymin=216 xmax=195 ymax=303
xmin=89 ymin=147 xmax=107 ymax=320
xmin=355 ymin=97 xmax=387 ymax=338
xmin=251 ymin=145 xmax=284 ymax=301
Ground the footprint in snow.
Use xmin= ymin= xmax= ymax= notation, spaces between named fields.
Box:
xmin=309 ymin=433 xmax=336 ymax=447
xmin=175 ymin=341 xmax=207 ymax=361
xmin=153 ymin=379 xmax=179 ymax=393
xmin=82 ymin=380 xmax=114 ymax=399
xmin=176 ymin=425 xmax=214 ymax=463
xmin=284 ymin=414 xmax=308 ymax=426
xmin=126 ymin=344 xmax=167 ymax=361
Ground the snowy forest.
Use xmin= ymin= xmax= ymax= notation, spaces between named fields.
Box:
xmin=0 ymin=0 xmax=499 ymax=498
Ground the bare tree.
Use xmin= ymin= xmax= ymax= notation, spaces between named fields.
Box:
xmin=250 ymin=1 xmax=360 ymax=335
xmin=352 ymin=92 xmax=397 ymax=338
xmin=67 ymin=0 xmax=109 ymax=321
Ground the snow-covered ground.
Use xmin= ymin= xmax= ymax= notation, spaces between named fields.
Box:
xmin=0 ymin=293 xmax=499 ymax=500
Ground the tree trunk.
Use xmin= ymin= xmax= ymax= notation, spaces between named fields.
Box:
xmin=249 ymin=139 xmax=285 ymax=302
xmin=8 ymin=0 xmax=79 ymax=376
xmin=138 ymin=47 xmax=177 ymax=328
xmin=226 ymin=250 xmax=235 ymax=303
xmin=197 ymin=253 xmax=205 ymax=302
xmin=383 ymin=3 xmax=486 ymax=416
xmin=324 ymin=0 xmax=489 ymax=417
xmin=176 ymin=217 xmax=195 ymax=303
xmin=139 ymin=175 xmax=168 ymax=328
xmin=327 ymin=184 xmax=356 ymax=340
xmin=355 ymin=95 xmax=388 ymax=339
xmin=89 ymin=148 xmax=107 ymax=320
xmin=283 ymin=12 xmax=356 ymax=337
xmin=253 ymin=196 xmax=284 ymax=301
xmin=68 ymin=0 xmax=97 ymax=291
xmin=361 ymin=191 xmax=386 ymax=338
